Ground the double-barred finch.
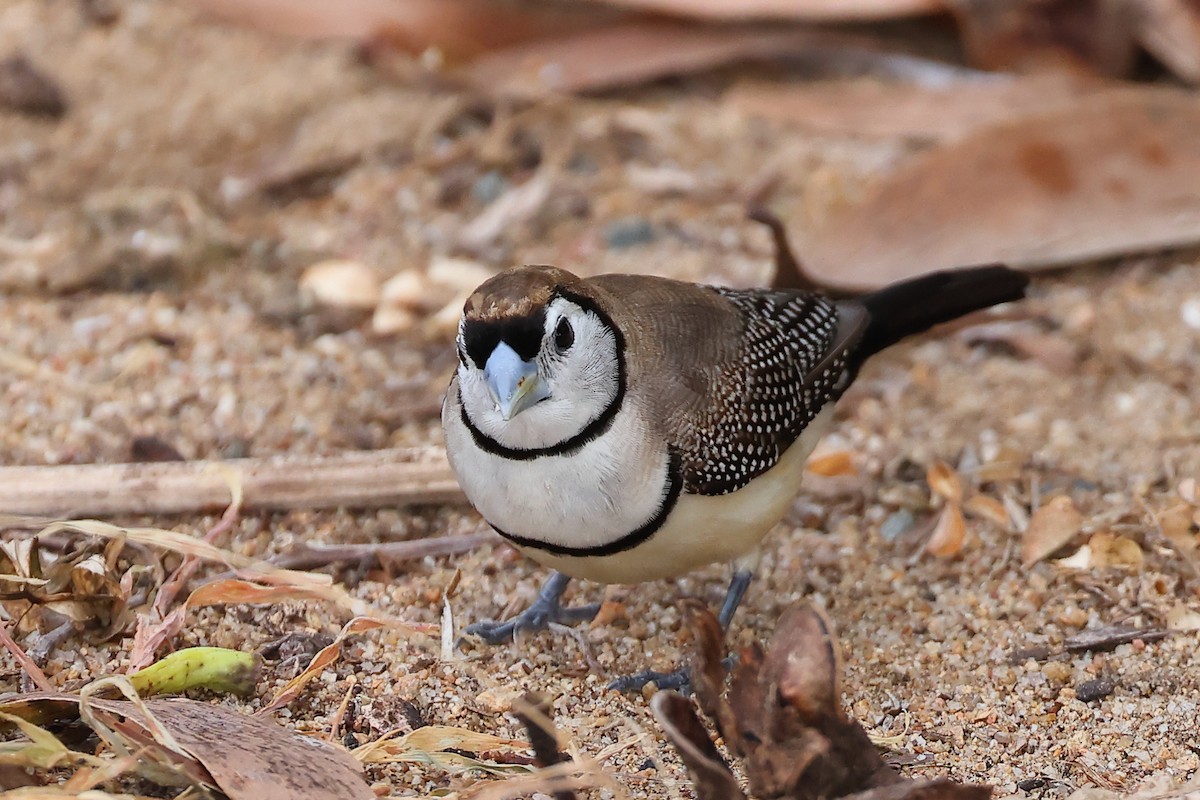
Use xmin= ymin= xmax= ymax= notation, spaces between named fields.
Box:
xmin=442 ymin=263 xmax=1029 ymax=691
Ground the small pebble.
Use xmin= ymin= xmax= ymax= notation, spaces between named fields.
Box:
xmin=603 ymin=216 xmax=656 ymax=249
xmin=880 ymin=509 xmax=915 ymax=542
xmin=1075 ymin=677 xmax=1116 ymax=702
xmin=472 ymin=170 xmax=510 ymax=205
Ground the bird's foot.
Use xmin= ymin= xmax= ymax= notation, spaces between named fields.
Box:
xmin=464 ymin=597 xmax=601 ymax=645
xmin=607 ymin=654 xmax=737 ymax=694
xmin=608 ymin=665 xmax=691 ymax=694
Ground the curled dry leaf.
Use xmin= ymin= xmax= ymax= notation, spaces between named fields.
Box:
xmin=801 ymin=88 xmax=1200 ymax=290
xmin=964 ymin=494 xmax=1010 ymax=528
xmin=926 ymin=460 xmax=964 ymax=504
xmin=0 ymin=536 xmax=134 ymax=641
xmin=806 ymin=450 xmax=857 ymax=477
xmin=1083 ymin=531 xmax=1144 ymax=570
xmin=353 ymin=724 xmax=533 ymax=776
xmin=926 ymin=505 xmax=967 ymax=559
xmin=1021 ymin=495 xmax=1084 ymax=566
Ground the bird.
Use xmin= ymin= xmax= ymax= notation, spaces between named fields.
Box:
xmin=441 ymin=259 xmax=1028 ymax=691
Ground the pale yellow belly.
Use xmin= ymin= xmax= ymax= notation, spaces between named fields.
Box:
xmin=514 ymin=407 xmax=834 ymax=584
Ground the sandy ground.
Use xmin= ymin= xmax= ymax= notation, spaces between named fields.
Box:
xmin=2 ymin=1 xmax=1200 ymax=797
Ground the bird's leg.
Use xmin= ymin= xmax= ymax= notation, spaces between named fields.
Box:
xmin=464 ymin=571 xmax=600 ymax=645
xmin=608 ymin=567 xmax=753 ymax=693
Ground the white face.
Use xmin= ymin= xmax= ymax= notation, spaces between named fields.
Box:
xmin=456 ymin=296 xmax=622 ymax=451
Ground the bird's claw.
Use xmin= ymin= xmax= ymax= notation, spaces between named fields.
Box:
xmin=608 ymin=666 xmax=692 ymax=694
xmin=464 ymin=598 xmax=601 ymax=645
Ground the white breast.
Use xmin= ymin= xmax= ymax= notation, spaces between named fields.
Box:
xmin=524 ymin=406 xmax=834 ymax=584
xmin=444 ymin=376 xmax=835 ymax=585
xmin=443 ymin=384 xmax=672 ymax=550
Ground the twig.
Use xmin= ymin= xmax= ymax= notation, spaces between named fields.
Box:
xmin=267 ymin=531 xmax=498 ymax=571
xmin=0 ymin=622 xmax=55 ymax=692
xmin=27 ymin=619 xmax=75 ymax=663
xmin=0 ymin=447 xmax=465 ymax=518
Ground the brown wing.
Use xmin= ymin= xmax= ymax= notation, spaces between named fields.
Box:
xmin=590 ymin=274 xmax=865 ymax=496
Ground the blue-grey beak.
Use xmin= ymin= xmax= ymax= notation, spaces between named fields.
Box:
xmin=484 ymin=341 xmax=550 ymax=420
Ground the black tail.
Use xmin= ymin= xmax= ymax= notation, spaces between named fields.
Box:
xmin=854 ymin=264 xmax=1029 ymax=359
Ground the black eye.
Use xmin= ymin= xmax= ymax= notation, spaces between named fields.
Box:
xmin=553 ymin=317 xmax=574 ymax=352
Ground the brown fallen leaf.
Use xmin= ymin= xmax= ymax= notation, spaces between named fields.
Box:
xmin=0 ymin=693 xmax=374 ymax=800
xmin=1138 ymin=0 xmax=1200 ymax=83
xmin=728 ymin=74 xmax=1101 ymax=141
xmin=461 ymin=22 xmax=834 ymax=98
xmin=585 ymin=0 xmax=942 ymax=20
xmin=801 ymin=88 xmax=1200 ymax=290
xmin=190 ymin=0 xmax=598 ymax=61
xmin=1021 ymin=495 xmax=1084 ymax=566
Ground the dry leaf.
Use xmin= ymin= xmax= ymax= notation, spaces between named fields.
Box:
xmin=3 ymin=694 xmax=374 ymax=800
xmin=0 ymin=536 xmax=133 ymax=641
xmin=585 ymin=0 xmax=941 ymax=20
xmin=1138 ymin=0 xmax=1200 ymax=83
xmin=190 ymin=0 xmax=593 ymax=61
xmin=462 ymin=23 xmax=830 ymax=98
xmin=806 ymin=450 xmax=857 ymax=477
xmin=353 ymin=724 xmax=532 ymax=776
xmin=258 ymin=616 xmax=416 ymax=714
xmin=1022 ymin=495 xmax=1084 ymax=566
xmin=926 ymin=461 xmax=964 ymax=504
xmin=1166 ymin=603 xmax=1200 ymax=631
xmin=1085 ymin=531 xmax=1144 ymax=569
xmin=728 ymin=74 xmax=1099 ymax=141
xmin=299 ymin=260 xmax=381 ymax=310
xmin=802 ymin=88 xmax=1200 ymax=290
xmin=964 ymin=494 xmax=1010 ymax=528
xmin=949 ymin=0 xmax=1140 ymax=78
xmin=926 ymin=505 xmax=967 ymax=558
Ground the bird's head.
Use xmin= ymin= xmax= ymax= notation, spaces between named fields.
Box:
xmin=454 ymin=265 xmax=625 ymax=450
